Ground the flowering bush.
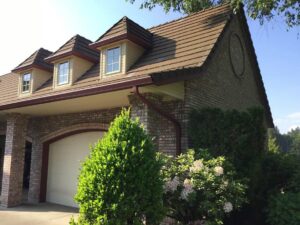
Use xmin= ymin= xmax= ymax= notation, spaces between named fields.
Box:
xmin=161 ymin=150 xmax=247 ymax=225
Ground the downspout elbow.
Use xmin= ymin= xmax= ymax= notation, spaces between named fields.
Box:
xmin=132 ymin=86 xmax=182 ymax=155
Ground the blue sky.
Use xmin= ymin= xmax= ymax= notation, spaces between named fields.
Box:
xmin=0 ymin=0 xmax=299 ymax=133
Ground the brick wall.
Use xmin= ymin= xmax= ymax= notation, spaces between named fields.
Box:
xmin=1 ymin=114 xmax=28 ymax=207
xmin=184 ymin=16 xmax=267 ymax=147
xmin=129 ymin=93 xmax=188 ymax=156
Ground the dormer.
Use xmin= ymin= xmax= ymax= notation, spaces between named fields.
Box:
xmin=90 ymin=17 xmax=152 ymax=78
xmin=12 ymin=48 xmax=53 ymax=96
xmin=45 ymin=35 xmax=99 ymax=89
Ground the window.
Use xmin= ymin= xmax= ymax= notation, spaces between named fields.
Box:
xmin=22 ymin=73 xmax=31 ymax=93
xmin=57 ymin=61 xmax=69 ymax=85
xmin=106 ymin=47 xmax=120 ymax=74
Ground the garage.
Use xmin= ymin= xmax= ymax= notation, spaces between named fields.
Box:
xmin=46 ymin=131 xmax=104 ymax=207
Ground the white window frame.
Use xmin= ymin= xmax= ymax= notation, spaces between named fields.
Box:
xmin=105 ymin=46 xmax=121 ymax=74
xmin=22 ymin=73 xmax=31 ymax=93
xmin=57 ymin=61 xmax=70 ymax=85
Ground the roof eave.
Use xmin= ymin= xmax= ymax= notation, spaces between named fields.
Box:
xmin=89 ymin=33 xmax=152 ymax=50
xmin=11 ymin=64 xmax=53 ymax=73
xmin=45 ymin=51 xmax=99 ymax=64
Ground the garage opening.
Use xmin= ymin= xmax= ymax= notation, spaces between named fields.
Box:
xmin=23 ymin=141 xmax=32 ymax=201
xmin=46 ymin=131 xmax=103 ymax=207
xmin=0 ymin=135 xmax=5 ymax=194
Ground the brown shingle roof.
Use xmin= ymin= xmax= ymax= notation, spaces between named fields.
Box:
xmin=90 ymin=16 xmax=153 ymax=49
xmin=45 ymin=35 xmax=99 ymax=63
xmin=12 ymin=48 xmax=53 ymax=73
xmin=0 ymin=4 xmax=233 ymax=109
xmin=127 ymin=4 xmax=231 ymax=76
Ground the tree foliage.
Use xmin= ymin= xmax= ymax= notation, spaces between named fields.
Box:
xmin=72 ymin=109 xmax=164 ymax=225
xmin=127 ymin=0 xmax=300 ymax=27
xmin=269 ymin=126 xmax=300 ymax=154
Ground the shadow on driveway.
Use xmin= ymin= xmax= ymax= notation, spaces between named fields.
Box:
xmin=0 ymin=203 xmax=78 ymax=225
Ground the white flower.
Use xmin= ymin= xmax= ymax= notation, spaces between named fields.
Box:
xmin=223 ymin=202 xmax=233 ymax=213
xmin=223 ymin=180 xmax=228 ymax=187
xmin=183 ymin=178 xmax=192 ymax=188
xmin=214 ymin=166 xmax=224 ymax=176
xmin=189 ymin=160 xmax=204 ymax=173
xmin=164 ymin=176 xmax=180 ymax=192
xmin=180 ymin=186 xmax=194 ymax=200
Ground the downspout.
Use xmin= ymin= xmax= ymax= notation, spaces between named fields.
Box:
xmin=132 ymin=86 xmax=182 ymax=155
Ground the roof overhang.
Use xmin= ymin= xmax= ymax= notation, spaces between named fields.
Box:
xmin=44 ymin=51 xmax=99 ymax=64
xmin=12 ymin=64 xmax=53 ymax=73
xmin=90 ymin=33 xmax=152 ymax=50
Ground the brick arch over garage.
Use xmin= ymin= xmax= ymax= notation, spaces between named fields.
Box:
xmin=39 ymin=123 xmax=108 ymax=202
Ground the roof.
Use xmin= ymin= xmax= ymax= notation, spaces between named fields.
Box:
xmin=12 ymin=48 xmax=53 ymax=73
xmin=0 ymin=4 xmax=273 ymax=127
xmin=90 ymin=16 xmax=153 ymax=49
xmin=45 ymin=35 xmax=99 ymax=63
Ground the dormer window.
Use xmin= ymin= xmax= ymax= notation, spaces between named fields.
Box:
xmin=22 ymin=73 xmax=31 ymax=93
xmin=58 ymin=61 xmax=70 ymax=85
xmin=106 ymin=47 xmax=121 ymax=74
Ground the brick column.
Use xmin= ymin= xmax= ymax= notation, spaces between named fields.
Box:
xmin=28 ymin=138 xmax=43 ymax=203
xmin=128 ymin=94 xmax=160 ymax=149
xmin=0 ymin=114 xmax=28 ymax=207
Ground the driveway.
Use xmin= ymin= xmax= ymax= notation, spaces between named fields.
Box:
xmin=0 ymin=203 xmax=78 ymax=225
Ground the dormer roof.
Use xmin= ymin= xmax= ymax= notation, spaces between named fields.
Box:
xmin=45 ymin=35 xmax=99 ymax=63
xmin=12 ymin=48 xmax=53 ymax=73
xmin=90 ymin=16 xmax=152 ymax=49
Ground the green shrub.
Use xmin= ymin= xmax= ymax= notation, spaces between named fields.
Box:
xmin=188 ymin=107 xmax=266 ymax=179
xmin=267 ymin=192 xmax=300 ymax=225
xmin=161 ymin=149 xmax=247 ymax=225
xmin=188 ymin=107 xmax=266 ymax=225
xmin=72 ymin=109 xmax=164 ymax=225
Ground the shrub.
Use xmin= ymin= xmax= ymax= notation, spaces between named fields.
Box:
xmin=267 ymin=192 xmax=300 ymax=225
xmin=161 ymin=149 xmax=247 ymax=225
xmin=188 ymin=107 xmax=266 ymax=225
xmin=72 ymin=109 xmax=164 ymax=225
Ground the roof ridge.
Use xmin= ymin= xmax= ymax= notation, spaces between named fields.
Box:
xmin=147 ymin=3 xmax=231 ymax=31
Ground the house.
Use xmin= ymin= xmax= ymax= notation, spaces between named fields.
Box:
xmin=0 ymin=4 xmax=273 ymax=208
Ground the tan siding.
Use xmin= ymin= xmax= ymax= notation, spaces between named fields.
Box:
xmin=125 ymin=40 xmax=145 ymax=71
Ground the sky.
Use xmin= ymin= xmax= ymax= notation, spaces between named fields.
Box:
xmin=0 ymin=0 xmax=299 ymax=133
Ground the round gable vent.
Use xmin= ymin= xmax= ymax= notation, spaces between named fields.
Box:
xmin=229 ymin=32 xmax=245 ymax=78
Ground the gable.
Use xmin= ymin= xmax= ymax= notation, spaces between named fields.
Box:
xmin=185 ymin=12 xmax=273 ymax=127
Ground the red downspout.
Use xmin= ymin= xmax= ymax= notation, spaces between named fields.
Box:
xmin=132 ymin=86 xmax=182 ymax=155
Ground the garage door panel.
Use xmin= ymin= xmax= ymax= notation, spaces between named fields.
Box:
xmin=47 ymin=131 xmax=103 ymax=207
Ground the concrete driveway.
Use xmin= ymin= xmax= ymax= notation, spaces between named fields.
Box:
xmin=0 ymin=203 xmax=78 ymax=225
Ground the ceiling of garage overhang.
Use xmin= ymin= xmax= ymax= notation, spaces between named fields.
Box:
xmin=0 ymin=82 xmax=184 ymax=117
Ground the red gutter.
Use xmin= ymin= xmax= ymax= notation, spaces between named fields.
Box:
xmin=132 ymin=86 xmax=181 ymax=155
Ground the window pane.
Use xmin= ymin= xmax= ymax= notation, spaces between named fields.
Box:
xmin=106 ymin=47 xmax=120 ymax=74
xmin=22 ymin=73 xmax=31 ymax=92
xmin=58 ymin=62 xmax=69 ymax=85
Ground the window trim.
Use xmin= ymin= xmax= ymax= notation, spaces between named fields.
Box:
xmin=57 ymin=61 xmax=70 ymax=86
xmin=21 ymin=73 xmax=31 ymax=93
xmin=105 ymin=46 xmax=121 ymax=75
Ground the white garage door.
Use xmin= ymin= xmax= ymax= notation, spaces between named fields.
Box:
xmin=47 ymin=131 xmax=103 ymax=207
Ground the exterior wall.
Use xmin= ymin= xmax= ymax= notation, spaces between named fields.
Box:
xmin=32 ymin=68 xmax=52 ymax=92
xmin=125 ymin=40 xmax=145 ymax=71
xmin=185 ymin=17 xmax=264 ymax=112
xmin=1 ymin=114 xmax=28 ymax=207
xmin=72 ymin=56 xmax=94 ymax=82
xmin=27 ymin=107 xmax=121 ymax=203
xmin=129 ymin=93 xmax=188 ymax=156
